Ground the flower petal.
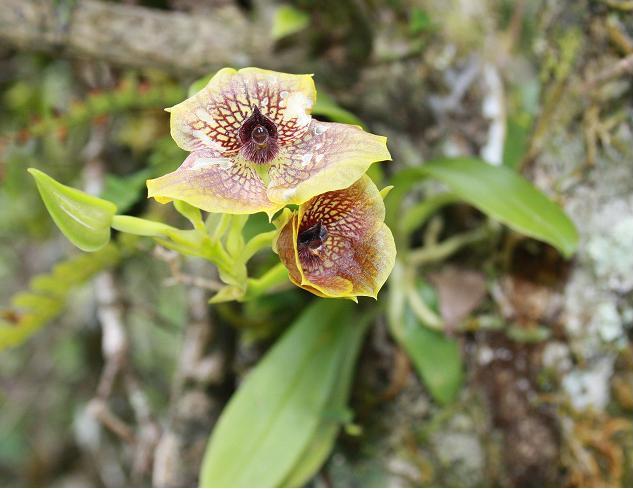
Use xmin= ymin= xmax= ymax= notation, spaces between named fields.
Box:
xmin=266 ymin=121 xmax=391 ymax=205
xmin=168 ymin=67 xmax=316 ymax=154
xmin=274 ymin=210 xmax=302 ymax=285
xmin=274 ymin=211 xmax=330 ymax=298
xmin=275 ymin=176 xmax=396 ymax=299
xmin=146 ymin=151 xmax=280 ymax=216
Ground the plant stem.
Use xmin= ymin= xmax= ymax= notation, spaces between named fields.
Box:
xmin=400 ymin=192 xmax=459 ymax=235
xmin=407 ymin=225 xmax=491 ymax=267
xmin=242 ymin=230 xmax=277 ymax=262
xmin=401 ymin=264 xmax=443 ymax=330
xmin=244 ymin=263 xmax=289 ymax=299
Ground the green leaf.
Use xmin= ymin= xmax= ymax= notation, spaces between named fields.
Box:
xmin=188 ymin=73 xmax=214 ymax=97
xmin=388 ymin=264 xmax=463 ymax=405
xmin=398 ymin=305 xmax=463 ymax=405
xmin=312 ymin=92 xmax=364 ymax=127
xmin=272 ymin=5 xmax=310 ymax=40
xmin=409 ymin=8 xmax=433 ymax=35
xmin=28 ymin=168 xmax=117 ymax=252
xmin=199 ymin=301 xmax=368 ymax=487
xmin=282 ymin=309 xmax=367 ymax=487
xmin=391 ymin=158 xmax=579 ymax=257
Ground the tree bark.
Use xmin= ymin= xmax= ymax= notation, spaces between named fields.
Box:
xmin=0 ymin=0 xmax=272 ymax=74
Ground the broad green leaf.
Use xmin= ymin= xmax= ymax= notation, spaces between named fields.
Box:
xmin=312 ymin=92 xmax=364 ymax=127
xmin=390 ymin=158 xmax=579 ymax=257
xmin=272 ymin=5 xmax=310 ymax=40
xmin=388 ymin=264 xmax=463 ymax=405
xmin=398 ymin=304 xmax=463 ymax=405
xmin=199 ymin=301 xmax=367 ymax=487
xmin=28 ymin=168 xmax=117 ymax=252
xmin=282 ymin=309 xmax=369 ymax=487
xmin=421 ymin=159 xmax=578 ymax=257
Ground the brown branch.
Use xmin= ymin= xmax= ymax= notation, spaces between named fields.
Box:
xmin=153 ymin=286 xmax=226 ymax=487
xmin=82 ymin=128 xmax=160 ymax=484
xmin=153 ymin=246 xmax=224 ymax=292
xmin=0 ymin=0 xmax=273 ymax=74
xmin=583 ymin=53 xmax=633 ymax=91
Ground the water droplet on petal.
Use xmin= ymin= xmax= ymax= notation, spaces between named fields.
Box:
xmin=301 ymin=153 xmax=312 ymax=166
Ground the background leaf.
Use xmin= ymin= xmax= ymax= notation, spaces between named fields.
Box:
xmin=388 ymin=270 xmax=463 ymax=405
xmin=398 ymin=303 xmax=464 ymax=405
xmin=282 ymin=308 xmax=369 ymax=487
xmin=391 ymin=158 xmax=579 ymax=257
xmin=199 ymin=300 xmax=369 ymax=487
xmin=29 ymin=168 xmax=117 ymax=251
xmin=312 ymin=92 xmax=364 ymax=127
xmin=272 ymin=5 xmax=310 ymax=40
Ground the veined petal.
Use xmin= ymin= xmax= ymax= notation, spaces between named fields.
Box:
xmin=168 ymin=67 xmax=316 ymax=154
xmin=274 ymin=211 xmax=330 ymax=298
xmin=275 ymin=176 xmax=396 ymax=299
xmin=273 ymin=210 xmax=302 ymax=285
xmin=266 ymin=121 xmax=391 ymax=205
xmin=146 ymin=151 xmax=280 ymax=216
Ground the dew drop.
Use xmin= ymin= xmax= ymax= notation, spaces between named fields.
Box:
xmin=301 ymin=153 xmax=313 ymax=166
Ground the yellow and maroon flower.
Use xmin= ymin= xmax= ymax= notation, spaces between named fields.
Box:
xmin=274 ymin=176 xmax=396 ymax=300
xmin=146 ymin=68 xmax=391 ymax=217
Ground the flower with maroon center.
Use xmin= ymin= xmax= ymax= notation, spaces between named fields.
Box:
xmin=146 ymin=67 xmax=391 ymax=217
xmin=274 ymin=175 xmax=396 ymax=300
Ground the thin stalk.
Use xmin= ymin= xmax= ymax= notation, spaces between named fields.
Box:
xmin=406 ymin=284 xmax=443 ymax=330
xmin=402 ymin=264 xmax=443 ymax=330
xmin=408 ymin=225 xmax=491 ymax=267
xmin=242 ymin=230 xmax=277 ymax=262
xmin=244 ymin=263 xmax=289 ymax=299
xmin=400 ymin=192 xmax=459 ymax=235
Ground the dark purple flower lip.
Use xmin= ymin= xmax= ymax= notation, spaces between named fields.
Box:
xmin=298 ymin=221 xmax=328 ymax=254
xmin=239 ymin=106 xmax=279 ymax=164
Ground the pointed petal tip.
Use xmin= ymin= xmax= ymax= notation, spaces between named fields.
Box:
xmin=379 ymin=185 xmax=394 ymax=200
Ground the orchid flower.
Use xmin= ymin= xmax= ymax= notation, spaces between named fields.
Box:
xmin=274 ymin=176 xmax=396 ymax=300
xmin=146 ymin=68 xmax=390 ymax=217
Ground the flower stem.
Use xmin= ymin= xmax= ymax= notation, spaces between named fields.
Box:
xmin=407 ymin=225 xmax=491 ymax=266
xmin=242 ymin=230 xmax=277 ymax=262
xmin=400 ymin=192 xmax=459 ymax=235
xmin=244 ymin=263 xmax=289 ymax=299
xmin=406 ymin=284 xmax=443 ymax=330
